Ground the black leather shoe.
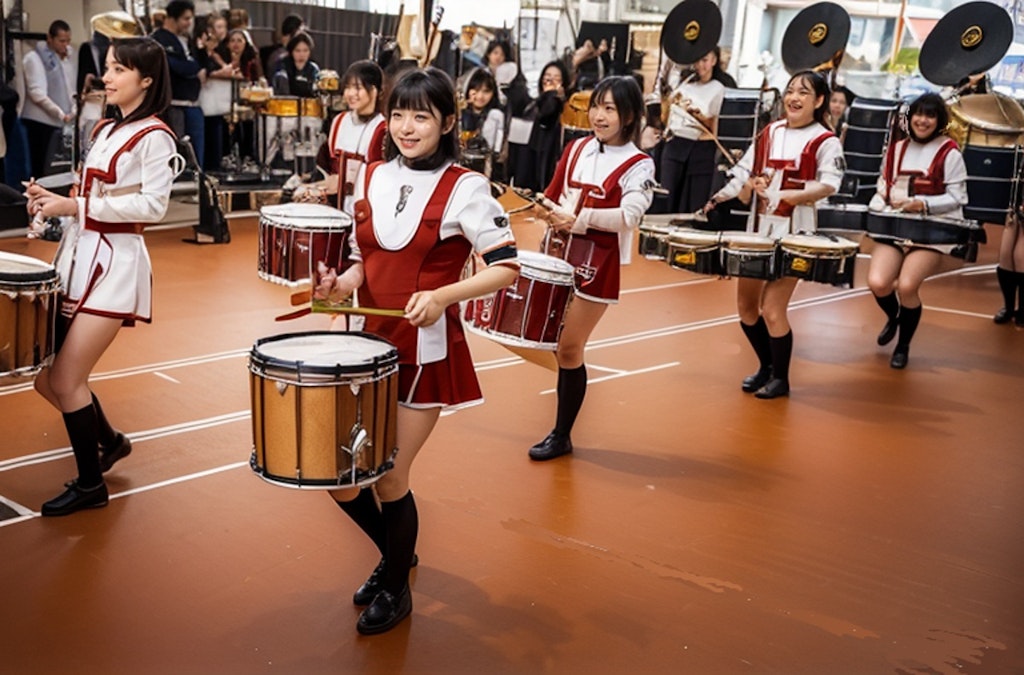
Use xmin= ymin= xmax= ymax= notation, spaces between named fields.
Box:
xmin=890 ymin=348 xmax=909 ymax=369
xmin=741 ymin=367 xmax=772 ymax=393
xmin=41 ymin=480 xmax=109 ymax=517
xmin=357 ymin=586 xmax=412 ymax=635
xmin=877 ymin=317 xmax=899 ymax=345
xmin=754 ymin=378 xmax=790 ymax=399
xmin=1016 ymin=311 xmax=1024 ymax=328
xmin=528 ymin=431 xmax=572 ymax=461
xmin=99 ymin=433 xmax=132 ymax=473
xmin=993 ymin=307 xmax=1014 ymax=324
xmin=353 ymin=554 xmax=419 ymax=606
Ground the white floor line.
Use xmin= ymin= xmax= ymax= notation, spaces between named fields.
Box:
xmin=587 ymin=364 xmax=628 ymax=375
xmin=540 ymin=362 xmax=680 ymax=395
xmin=0 ymin=494 xmax=34 ymax=517
xmin=153 ymin=372 xmax=182 ymax=384
xmin=620 ymin=277 xmax=716 ymax=295
xmin=927 ymin=306 xmax=996 ymax=320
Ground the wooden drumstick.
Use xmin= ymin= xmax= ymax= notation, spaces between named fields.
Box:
xmin=275 ymin=304 xmax=406 ymax=322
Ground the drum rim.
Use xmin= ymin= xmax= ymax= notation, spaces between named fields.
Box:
xmin=0 ymin=251 xmax=59 ymax=283
xmin=517 ymin=250 xmax=576 ymax=277
xmin=249 ymin=452 xmax=390 ymax=490
xmin=250 ymin=331 xmax=399 ymax=378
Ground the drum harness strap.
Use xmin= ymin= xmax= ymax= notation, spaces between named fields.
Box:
xmin=329 ymin=112 xmax=387 ymax=200
xmin=882 ymin=137 xmax=958 ymax=203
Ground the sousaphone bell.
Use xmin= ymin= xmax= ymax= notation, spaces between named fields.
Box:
xmin=780 ymin=2 xmax=850 ymax=77
xmin=918 ymin=0 xmax=1014 ymax=87
xmin=660 ymin=0 xmax=722 ymax=66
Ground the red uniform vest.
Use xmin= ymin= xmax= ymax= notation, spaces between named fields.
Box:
xmin=327 ymin=112 xmax=387 ymax=207
xmin=752 ymin=122 xmax=834 ymax=217
xmin=883 ymin=137 xmax=958 ymax=197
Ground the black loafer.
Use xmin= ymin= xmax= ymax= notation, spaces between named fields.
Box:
xmin=754 ymin=378 xmax=790 ymax=399
xmin=741 ymin=367 xmax=772 ymax=393
xmin=890 ymin=349 xmax=909 ymax=369
xmin=1016 ymin=311 xmax=1024 ymax=328
xmin=528 ymin=431 xmax=572 ymax=461
xmin=99 ymin=433 xmax=132 ymax=473
xmin=357 ymin=586 xmax=412 ymax=635
xmin=41 ymin=480 xmax=109 ymax=517
xmin=993 ymin=307 xmax=1014 ymax=324
xmin=352 ymin=554 xmax=419 ymax=606
xmin=877 ymin=317 xmax=899 ymax=345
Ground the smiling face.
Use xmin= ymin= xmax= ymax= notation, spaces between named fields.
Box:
xmin=468 ymin=86 xmax=494 ymax=112
xmin=102 ymin=47 xmax=150 ymax=115
xmin=345 ymin=80 xmax=377 ymax=117
xmin=389 ymin=105 xmax=452 ymax=162
xmin=541 ymin=65 xmax=563 ymax=93
xmin=829 ymin=91 xmax=847 ymax=121
xmin=589 ymin=90 xmax=625 ymax=145
xmin=783 ymin=75 xmax=824 ymax=128
xmin=693 ymin=50 xmax=717 ymax=82
xmin=909 ymin=110 xmax=939 ymax=141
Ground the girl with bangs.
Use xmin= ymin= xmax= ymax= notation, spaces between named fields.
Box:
xmin=315 ymin=59 xmax=387 ymax=215
xmin=314 ymin=67 xmax=519 ymax=635
xmin=866 ymin=92 xmax=968 ymax=369
xmin=527 ymin=75 xmax=656 ymax=462
xmin=25 ymin=37 xmax=179 ymax=516
xmin=704 ymin=70 xmax=844 ymax=399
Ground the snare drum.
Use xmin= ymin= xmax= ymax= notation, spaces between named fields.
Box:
xmin=720 ymin=232 xmax=779 ymax=280
xmin=258 ymin=203 xmax=352 ymax=286
xmin=249 ymin=331 xmax=399 ymax=489
xmin=865 ymin=212 xmax=978 ymax=246
xmin=816 ymin=203 xmax=868 ymax=231
xmin=465 ymin=250 xmax=574 ymax=351
xmin=638 ymin=219 xmax=674 ymax=261
xmin=0 ymin=252 xmax=59 ymax=378
xmin=668 ymin=228 xmax=722 ymax=275
xmin=779 ymin=234 xmax=859 ymax=287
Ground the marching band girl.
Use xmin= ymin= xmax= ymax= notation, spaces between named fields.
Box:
xmin=528 ymin=75 xmax=655 ymax=461
xmin=25 ymin=37 xmax=178 ymax=515
xmin=314 ymin=67 xmax=519 ymax=634
xmin=315 ymin=59 xmax=387 ymax=215
xmin=866 ymin=93 xmax=968 ymax=368
xmin=704 ymin=70 xmax=844 ymax=398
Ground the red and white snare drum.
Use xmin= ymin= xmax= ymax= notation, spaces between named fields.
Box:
xmin=258 ymin=203 xmax=352 ymax=286
xmin=779 ymin=233 xmax=860 ymax=287
xmin=249 ymin=331 xmax=398 ymax=489
xmin=465 ymin=250 xmax=575 ymax=351
xmin=720 ymin=232 xmax=780 ymax=280
xmin=0 ymin=252 xmax=59 ymax=378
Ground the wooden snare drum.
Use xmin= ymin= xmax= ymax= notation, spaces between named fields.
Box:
xmin=0 ymin=252 xmax=59 ymax=378
xmin=249 ymin=332 xmax=399 ymax=489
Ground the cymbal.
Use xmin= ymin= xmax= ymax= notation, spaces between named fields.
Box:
xmin=91 ymin=11 xmax=143 ymax=39
xmin=781 ymin=2 xmax=850 ymax=74
xmin=919 ymin=1 xmax=1013 ymax=86
xmin=661 ymin=0 xmax=722 ymax=66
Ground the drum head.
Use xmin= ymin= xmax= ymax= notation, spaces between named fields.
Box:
xmin=251 ymin=331 xmax=398 ymax=379
xmin=518 ymin=250 xmax=575 ymax=282
xmin=781 ymin=234 xmax=857 ymax=252
xmin=0 ymin=251 xmax=58 ymax=283
xmin=721 ymin=232 xmax=776 ymax=249
xmin=670 ymin=228 xmax=720 ymax=245
xmin=260 ymin=203 xmax=352 ymax=229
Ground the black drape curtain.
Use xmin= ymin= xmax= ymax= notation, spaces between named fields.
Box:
xmin=235 ymin=1 xmax=400 ymax=79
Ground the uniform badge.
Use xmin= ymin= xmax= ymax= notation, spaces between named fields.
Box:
xmin=395 ymin=185 xmax=413 ymax=217
xmin=493 ymin=215 xmax=510 ymax=228
xmin=575 ymin=265 xmax=597 ymax=284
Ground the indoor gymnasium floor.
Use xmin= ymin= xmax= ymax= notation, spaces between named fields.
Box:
xmin=1 ymin=211 xmax=1022 ymax=674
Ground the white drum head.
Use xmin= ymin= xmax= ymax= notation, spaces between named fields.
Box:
xmin=260 ymin=203 xmax=352 ymax=230
xmin=670 ymin=228 xmax=720 ymax=245
xmin=0 ymin=251 xmax=57 ymax=281
xmin=721 ymin=232 xmax=776 ymax=250
xmin=256 ymin=332 xmax=394 ymax=368
xmin=517 ymin=250 xmax=575 ymax=283
xmin=782 ymin=234 xmax=858 ymax=251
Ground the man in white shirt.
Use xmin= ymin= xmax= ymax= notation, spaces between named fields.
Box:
xmin=21 ymin=20 xmax=76 ymax=178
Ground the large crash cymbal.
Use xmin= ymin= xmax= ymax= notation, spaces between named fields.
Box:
xmin=919 ymin=1 xmax=1013 ymax=86
xmin=91 ymin=11 xmax=143 ymax=39
xmin=781 ymin=2 xmax=850 ymax=74
xmin=661 ymin=0 xmax=722 ymax=66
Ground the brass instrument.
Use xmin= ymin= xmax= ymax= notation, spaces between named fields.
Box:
xmin=780 ymin=2 xmax=850 ymax=84
xmin=90 ymin=11 xmax=143 ymax=39
xmin=947 ymin=93 xmax=1024 ymax=148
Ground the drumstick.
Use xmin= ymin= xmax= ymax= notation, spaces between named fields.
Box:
xmin=275 ymin=304 xmax=406 ymax=322
xmin=291 ymin=289 xmax=312 ymax=305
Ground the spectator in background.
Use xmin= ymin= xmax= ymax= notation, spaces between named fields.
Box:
xmin=272 ymin=32 xmax=319 ymax=98
xmin=262 ymin=14 xmax=304 ymax=80
xmin=21 ymin=20 xmax=76 ymax=178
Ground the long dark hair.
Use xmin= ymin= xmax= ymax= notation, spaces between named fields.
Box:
xmin=786 ymin=70 xmax=831 ymax=129
xmin=343 ymin=59 xmax=384 ymax=115
xmin=465 ymin=67 xmax=499 ymax=113
xmin=907 ymin=93 xmax=949 ymax=143
xmin=109 ymin=37 xmax=172 ymax=129
xmin=536 ymin=60 xmax=570 ymax=97
xmin=383 ymin=67 xmax=459 ymax=169
xmin=589 ymin=75 xmax=644 ymax=145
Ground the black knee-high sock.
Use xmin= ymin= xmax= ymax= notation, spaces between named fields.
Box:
xmin=335 ymin=488 xmax=386 ymax=556
xmin=768 ymin=332 xmax=793 ymax=384
xmin=896 ymin=305 xmax=923 ymax=350
xmin=91 ymin=392 xmax=118 ymax=449
xmin=554 ymin=365 xmax=587 ymax=437
xmin=1016 ymin=273 xmax=1024 ymax=315
xmin=381 ymin=491 xmax=418 ymax=595
xmin=996 ymin=267 xmax=1016 ymax=312
xmin=63 ymin=404 xmax=102 ymax=489
xmin=739 ymin=317 xmax=772 ymax=370
xmin=873 ymin=292 xmax=900 ymax=321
